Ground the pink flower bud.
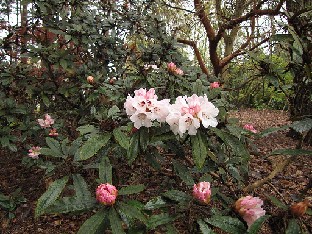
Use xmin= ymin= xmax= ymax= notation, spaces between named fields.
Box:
xmin=243 ymin=124 xmax=257 ymax=133
xmin=96 ymin=183 xmax=118 ymax=206
xmin=234 ymin=196 xmax=266 ymax=228
xmin=87 ymin=75 xmax=94 ymax=84
xmin=210 ymin=82 xmax=220 ymax=89
xmin=193 ymin=182 xmax=211 ymax=204
xmin=167 ymin=62 xmax=177 ymax=72
xmin=49 ymin=128 xmax=59 ymax=137
xmin=28 ymin=146 xmax=41 ymax=159
xmin=175 ymin=68 xmax=184 ymax=75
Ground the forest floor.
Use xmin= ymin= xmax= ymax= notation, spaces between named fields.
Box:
xmin=0 ymin=108 xmax=311 ymax=234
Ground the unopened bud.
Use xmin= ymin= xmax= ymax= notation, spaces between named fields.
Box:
xmin=87 ymin=76 xmax=94 ymax=84
xmin=290 ymin=200 xmax=309 ymax=217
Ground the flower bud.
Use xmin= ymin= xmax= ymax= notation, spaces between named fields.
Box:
xmin=28 ymin=146 xmax=41 ymax=159
xmin=210 ymin=82 xmax=220 ymax=89
xmin=49 ymin=128 xmax=59 ymax=137
xmin=234 ymin=196 xmax=265 ymax=228
xmin=243 ymin=124 xmax=257 ymax=133
xmin=87 ymin=75 xmax=94 ymax=84
xmin=96 ymin=183 xmax=118 ymax=206
xmin=290 ymin=200 xmax=309 ymax=217
xmin=193 ymin=182 xmax=211 ymax=204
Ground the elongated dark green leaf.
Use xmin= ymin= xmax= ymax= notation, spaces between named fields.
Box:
xmin=191 ymin=132 xmax=207 ymax=169
xmin=119 ymin=184 xmax=145 ymax=195
xmin=147 ymin=213 xmax=176 ymax=230
xmin=204 ymin=215 xmax=246 ymax=234
xmin=248 ymin=215 xmax=270 ymax=234
xmin=113 ymin=127 xmax=130 ymax=149
xmin=77 ymin=209 xmax=107 ymax=234
xmin=127 ymin=131 xmax=140 ymax=164
xmin=259 ymin=125 xmax=289 ymax=137
xmin=46 ymin=137 xmax=63 ymax=155
xmin=197 ymin=219 xmax=216 ymax=234
xmin=286 ymin=219 xmax=301 ymax=234
xmin=117 ymin=202 xmax=147 ymax=223
xmin=73 ymin=174 xmax=91 ymax=199
xmin=78 ymin=133 xmax=111 ymax=161
xmin=61 ymin=138 xmax=69 ymax=156
xmin=266 ymin=195 xmax=288 ymax=210
xmin=35 ymin=176 xmax=68 ymax=217
xmin=270 ymin=149 xmax=312 ymax=156
xmin=163 ymin=190 xmax=191 ymax=203
xmin=109 ymin=207 xmax=125 ymax=234
xmin=77 ymin=124 xmax=98 ymax=135
xmin=40 ymin=147 xmax=64 ymax=158
xmin=144 ymin=196 xmax=167 ymax=210
xmin=166 ymin=224 xmax=179 ymax=234
xmin=291 ymin=118 xmax=312 ymax=133
xmin=172 ymin=160 xmax=194 ymax=186
xmin=99 ymin=156 xmax=112 ymax=184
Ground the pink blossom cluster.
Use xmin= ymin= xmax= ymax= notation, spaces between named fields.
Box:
xmin=28 ymin=146 xmax=41 ymax=159
xmin=124 ymin=88 xmax=170 ymax=129
xmin=96 ymin=183 xmax=118 ymax=206
xmin=234 ymin=196 xmax=266 ymax=228
xmin=166 ymin=94 xmax=219 ymax=137
xmin=243 ymin=124 xmax=257 ymax=133
xmin=210 ymin=82 xmax=220 ymax=89
xmin=167 ymin=62 xmax=184 ymax=75
xmin=37 ymin=114 xmax=55 ymax=129
xmin=124 ymin=89 xmax=219 ymax=137
xmin=193 ymin=181 xmax=211 ymax=204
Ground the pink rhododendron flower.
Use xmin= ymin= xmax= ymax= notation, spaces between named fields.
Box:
xmin=124 ymin=88 xmax=170 ymax=129
xmin=210 ymin=82 xmax=220 ymax=89
xmin=37 ymin=114 xmax=55 ymax=128
xmin=234 ymin=196 xmax=266 ymax=228
xmin=96 ymin=183 xmax=118 ymax=206
xmin=166 ymin=94 xmax=219 ymax=137
xmin=243 ymin=124 xmax=257 ymax=133
xmin=167 ymin=62 xmax=183 ymax=75
xmin=193 ymin=182 xmax=211 ymax=204
xmin=28 ymin=146 xmax=41 ymax=159
xmin=49 ymin=128 xmax=58 ymax=137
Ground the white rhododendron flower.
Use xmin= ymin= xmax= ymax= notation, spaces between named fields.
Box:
xmin=124 ymin=89 xmax=219 ymax=136
xmin=166 ymin=94 xmax=219 ymax=137
xmin=124 ymin=88 xmax=170 ymax=129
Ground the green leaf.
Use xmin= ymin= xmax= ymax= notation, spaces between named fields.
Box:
xmin=78 ymin=133 xmax=111 ymax=161
xmin=270 ymin=149 xmax=312 ymax=157
xmin=61 ymin=138 xmax=69 ymax=156
xmin=117 ymin=202 xmax=147 ymax=223
xmin=172 ymin=160 xmax=194 ymax=186
xmin=119 ymin=184 xmax=145 ymax=195
xmin=204 ymin=215 xmax=246 ymax=234
xmin=144 ymin=196 xmax=167 ymax=210
xmin=197 ymin=219 xmax=216 ymax=234
xmin=46 ymin=137 xmax=63 ymax=156
xmin=127 ymin=131 xmax=140 ymax=164
xmin=35 ymin=176 xmax=68 ymax=218
xmin=113 ymin=127 xmax=130 ymax=149
xmin=193 ymin=79 xmax=203 ymax=95
xmin=163 ymin=190 xmax=191 ymax=203
xmin=248 ymin=215 xmax=270 ymax=234
xmin=147 ymin=213 xmax=176 ymax=230
xmin=77 ymin=125 xmax=98 ymax=135
xmin=40 ymin=147 xmax=64 ymax=158
xmin=286 ymin=219 xmax=301 ymax=234
xmin=108 ymin=105 xmax=120 ymax=118
xmin=77 ymin=209 xmax=107 ymax=234
xmin=73 ymin=174 xmax=91 ymax=199
xmin=191 ymin=132 xmax=207 ymax=169
xmin=259 ymin=125 xmax=289 ymax=137
xmin=109 ymin=207 xmax=125 ymax=234
xmin=166 ymin=224 xmax=179 ymax=234
xmin=291 ymin=118 xmax=312 ymax=133
xmin=139 ymin=127 xmax=149 ymax=151
xmin=99 ymin=156 xmax=112 ymax=184
xmin=60 ymin=59 xmax=67 ymax=69
xmin=266 ymin=195 xmax=288 ymax=210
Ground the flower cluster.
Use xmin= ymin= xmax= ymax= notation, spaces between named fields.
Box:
xmin=37 ymin=114 xmax=55 ymax=129
xmin=193 ymin=181 xmax=211 ymax=204
xmin=124 ymin=88 xmax=170 ymax=129
xmin=243 ymin=124 xmax=257 ymax=133
xmin=234 ymin=196 xmax=266 ymax=228
xmin=28 ymin=146 xmax=41 ymax=159
xmin=166 ymin=94 xmax=219 ymax=137
xmin=124 ymin=89 xmax=219 ymax=137
xmin=96 ymin=183 xmax=118 ymax=206
xmin=167 ymin=62 xmax=184 ymax=75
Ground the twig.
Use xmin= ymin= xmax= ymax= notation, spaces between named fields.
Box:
xmin=267 ymin=182 xmax=288 ymax=205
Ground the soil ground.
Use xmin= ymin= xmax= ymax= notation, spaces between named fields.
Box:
xmin=0 ymin=109 xmax=311 ymax=234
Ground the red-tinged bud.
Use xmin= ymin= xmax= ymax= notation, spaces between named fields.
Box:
xmin=87 ymin=76 xmax=94 ymax=84
xmin=290 ymin=200 xmax=309 ymax=217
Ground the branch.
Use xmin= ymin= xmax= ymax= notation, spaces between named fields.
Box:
xmin=217 ymin=0 xmax=285 ymax=39
xmin=160 ymin=0 xmax=195 ymax=14
xmin=177 ymin=39 xmax=210 ymax=76
xmin=194 ymin=0 xmax=216 ymax=40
